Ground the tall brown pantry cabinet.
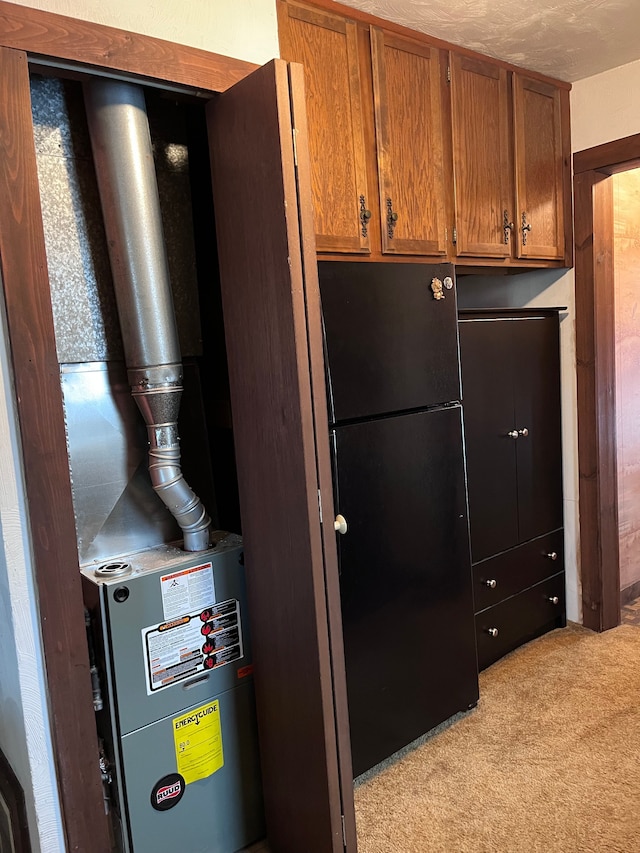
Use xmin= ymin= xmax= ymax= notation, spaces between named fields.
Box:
xmin=459 ymin=310 xmax=566 ymax=670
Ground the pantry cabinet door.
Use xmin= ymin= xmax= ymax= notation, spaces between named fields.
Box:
xmin=278 ymin=1 xmax=371 ymax=253
xmin=370 ymin=28 xmax=449 ymax=256
xmin=451 ymin=53 xmax=512 ymax=258
xmin=207 ymin=58 xmax=356 ymax=853
xmin=513 ymin=74 xmax=565 ymax=260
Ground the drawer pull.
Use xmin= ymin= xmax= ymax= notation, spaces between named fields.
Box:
xmin=485 ymin=579 xmax=497 ymax=589
xmin=487 ymin=627 xmax=499 ymax=638
xmin=546 ymin=551 xmax=558 ymax=561
xmin=548 ymin=596 xmax=560 ymax=605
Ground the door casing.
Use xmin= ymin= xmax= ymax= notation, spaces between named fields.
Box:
xmin=573 ymin=132 xmax=640 ymax=631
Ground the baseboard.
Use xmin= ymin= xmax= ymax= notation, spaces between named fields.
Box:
xmin=620 ymin=579 xmax=640 ymax=606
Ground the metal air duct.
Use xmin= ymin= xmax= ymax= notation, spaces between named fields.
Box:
xmin=84 ymin=79 xmax=211 ymax=552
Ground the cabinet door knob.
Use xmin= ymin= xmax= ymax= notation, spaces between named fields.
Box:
xmin=546 ymin=551 xmax=558 ymax=561
xmin=487 ymin=627 xmax=499 ymax=638
xmin=386 ymin=197 xmax=399 ymax=238
xmin=518 ymin=427 xmax=529 ymax=437
xmin=507 ymin=430 xmax=519 ymax=439
xmin=334 ymin=514 xmax=348 ymax=535
xmin=359 ymin=194 xmax=371 ymax=238
xmin=485 ymin=579 xmax=497 ymax=589
xmin=548 ymin=595 xmax=560 ymax=605
xmin=503 ymin=210 xmax=514 ymax=244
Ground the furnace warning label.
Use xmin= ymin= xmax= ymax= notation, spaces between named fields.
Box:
xmin=142 ymin=599 xmax=244 ymax=695
xmin=173 ymin=700 xmax=224 ymax=784
xmin=160 ymin=561 xmax=215 ymax=621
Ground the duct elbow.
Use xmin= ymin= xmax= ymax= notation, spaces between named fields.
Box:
xmin=148 ymin=430 xmax=212 ymax=552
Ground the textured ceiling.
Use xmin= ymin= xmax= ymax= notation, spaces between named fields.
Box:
xmin=338 ymin=0 xmax=640 ymax=82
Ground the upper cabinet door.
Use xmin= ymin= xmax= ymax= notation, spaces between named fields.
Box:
xmin=278 ymin=2 xmax=370 ymax=253
xmin=451 ymin=53 xmax=512 ymax=258
xmin=370 ymin=28 xmax=448 ymax=256
xmin=513 ymin=75 xmax=565 ymax=260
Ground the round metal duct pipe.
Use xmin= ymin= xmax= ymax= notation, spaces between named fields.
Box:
xmin=84 ymin=79 xmax=211 ymax=552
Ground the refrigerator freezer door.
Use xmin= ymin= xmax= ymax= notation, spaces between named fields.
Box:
xmin=333 ymin=405 xmax=478 ymax=776
xmin=319 ymin=261 xmax=461 ymax=423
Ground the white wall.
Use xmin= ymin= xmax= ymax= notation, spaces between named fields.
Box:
xmin=0 ymin=1 xmax=279 ymax=850
xmin=0 ymin=281 xmax=66 ymax=853
xmin=9 ymin=0 xmax=280 ymax=66
xmin=572 ymin=59 xmax=640 ymax=153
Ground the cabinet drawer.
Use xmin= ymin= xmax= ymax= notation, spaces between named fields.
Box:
xmin=475 ymin=572 xmax=566 ymax=671
xmin=472 ymin=529 xmax=563 ymax=613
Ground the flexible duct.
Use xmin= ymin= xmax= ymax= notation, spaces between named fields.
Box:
xmin=84 ymin=79 xmax=211 ymax=552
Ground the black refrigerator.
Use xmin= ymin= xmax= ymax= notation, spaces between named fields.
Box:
xmin=318 ymin=261 xmax=479 ymax=777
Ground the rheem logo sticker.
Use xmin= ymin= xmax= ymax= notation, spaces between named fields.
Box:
xmin=150 ymin=773 xmax=185 ymax=811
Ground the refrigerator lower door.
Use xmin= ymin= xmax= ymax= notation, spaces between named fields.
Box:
xmin=333 ymin=406 xmax=478 ymax=776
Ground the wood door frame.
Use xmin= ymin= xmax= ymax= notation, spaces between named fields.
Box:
xmin=573 ymin=132 xmax=640 ymax=631
xmin=0 ymin=5 xmax=258 ymax=851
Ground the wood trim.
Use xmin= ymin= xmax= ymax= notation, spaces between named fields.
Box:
xmin=278 ymin=0 xmax=572 ymax=90
xmin=574 ymin=170 xmax=620 ymax=631
xmin=0 ymin=0 xmax=257 ymax=92
xmin=560 ymin=87 xmax=573 ymax=267
xmin=316 ymin=250 xmax=569 ymax=267
xmin=0 ymin=46 xmax=111 ymax=853
xmin=574 ymin=133 xmax=640 ymax=176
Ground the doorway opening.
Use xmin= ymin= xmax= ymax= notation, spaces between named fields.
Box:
xmin=611 ymin=168 xmax=640 ymax=623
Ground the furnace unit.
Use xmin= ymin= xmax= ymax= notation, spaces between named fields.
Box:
xmin=82 ymin=532 xmax=264 ymax=853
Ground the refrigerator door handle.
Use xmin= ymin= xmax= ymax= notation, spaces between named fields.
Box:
xmin=334 ymin=514 xmax=348 ymax=534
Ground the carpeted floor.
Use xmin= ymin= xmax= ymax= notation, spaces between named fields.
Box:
xmin=354 ymin=623 xmax=640 ymax=853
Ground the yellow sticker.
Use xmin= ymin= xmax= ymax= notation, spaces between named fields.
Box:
xmin=173 ymin=700 xmax=224 ymax=784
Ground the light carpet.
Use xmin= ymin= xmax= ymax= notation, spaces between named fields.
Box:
xmin=354 ymin=624 xmax=640 ymax=853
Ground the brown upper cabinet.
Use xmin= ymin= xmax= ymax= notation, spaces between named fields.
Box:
xmin=277 ymin=2 xmax=371 ymax=252
xmin=512 ymin=74 xmax=566 ymax=260
xmin=370 ymin=28 xmax=449 ymax=256
xmin=451 ymin=55 xmax=567 ymax=262
xmin=278 ymin=0 xmax=572 ymax=268
xmin=450 ymin=53 xmax=512 ymax=259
